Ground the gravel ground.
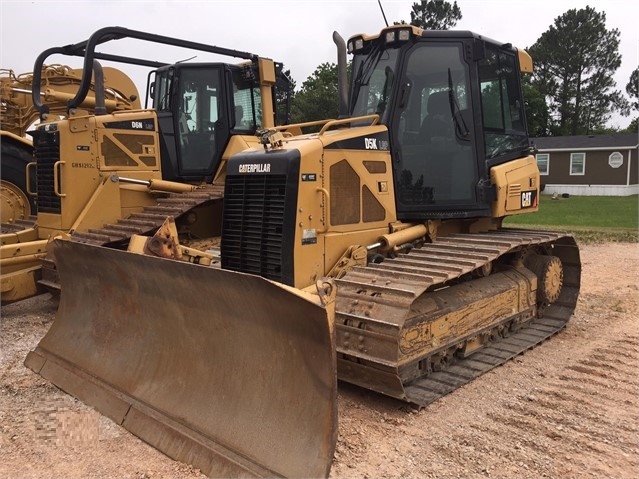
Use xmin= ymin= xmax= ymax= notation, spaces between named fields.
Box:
xmin=1 ymin=242 xmax=638 ymax=478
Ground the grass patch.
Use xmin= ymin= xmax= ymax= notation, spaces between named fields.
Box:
xmin=503 ymin=195 xmax=638 ymax=244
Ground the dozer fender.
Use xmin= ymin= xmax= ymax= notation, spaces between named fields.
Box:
xmin=25 ymin=239 xmax=338 ymax=477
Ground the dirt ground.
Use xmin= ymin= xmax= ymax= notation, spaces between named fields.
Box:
xmin=1 ymin=242 xmax=638 ymax=479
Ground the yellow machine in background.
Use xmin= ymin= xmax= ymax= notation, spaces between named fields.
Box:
xmin=25 ymin=26 xmax=581 ymax=477
xmin=0 ymin=63 xmax=140 ymax=223
xmin=0 ymin=26 xmax=293 ymax=303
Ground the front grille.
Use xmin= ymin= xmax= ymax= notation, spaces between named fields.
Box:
xmin=33 ymin=130 xmax=61 ymax=213
xmin=221 ymin=175 xmax=287 ymax=282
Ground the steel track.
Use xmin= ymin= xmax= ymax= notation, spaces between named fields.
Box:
xmin=70 ymin=184 xmax=225 ymax=245
xmin=0 ymin=215 xmax=37 ymax=235
xmin=38 ymin=185 xmax=224 ymax=291
xmin=335 ymin=228 xmax=581 ymax=407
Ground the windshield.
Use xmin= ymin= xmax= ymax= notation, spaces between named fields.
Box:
xmin=349 ymin=46 xmax=400 ymax=122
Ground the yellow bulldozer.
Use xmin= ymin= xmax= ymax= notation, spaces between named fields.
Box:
xmin=24 ymin=25 xmax=581 ymax=477
xmin=0 ymin=62 xmax=140 ymax=223
xmin=0 ymin=26 xmax=294 ymax=303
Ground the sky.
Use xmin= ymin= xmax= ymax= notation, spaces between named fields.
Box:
xmin=1 ymin=0 xmax=637 ymax=128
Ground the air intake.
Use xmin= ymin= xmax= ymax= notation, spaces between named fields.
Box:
xmin=32 ymin=129 xmax=61 ymax=214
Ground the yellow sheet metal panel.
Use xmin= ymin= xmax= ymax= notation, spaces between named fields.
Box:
xmin=518 ymin=49 xmax=533 ymax=73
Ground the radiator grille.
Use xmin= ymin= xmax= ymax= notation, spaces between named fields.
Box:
xmin=222 ymin=174 xmax=287 ymax=282
xmin=34 ymin=130 xmax=61 ymax=213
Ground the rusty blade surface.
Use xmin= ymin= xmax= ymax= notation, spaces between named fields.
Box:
xmin=25 ymin=239 xmax=337 ymax=478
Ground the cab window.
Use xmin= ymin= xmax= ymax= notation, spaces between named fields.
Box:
xmin=479 ymin=46 xmax=528 ymax=160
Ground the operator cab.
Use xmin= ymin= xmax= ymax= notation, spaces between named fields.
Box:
xmin=151 ymin=63 xmax=262 ymax=183
xmin=348 ymin=26 xmax=530 ymax=220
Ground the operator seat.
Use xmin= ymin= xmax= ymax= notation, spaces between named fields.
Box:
xmin=420 ymin=90 xmax=453 ymax=145
xmin=234 ymin=105 xmax=244 ymax=128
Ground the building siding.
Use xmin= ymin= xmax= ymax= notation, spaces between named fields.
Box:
xmin=630 ymin=149 xmax=638 ymax=187
xmin=534 ymin=134 xmax=638 ymax=196
xmin=541 ymin=150 xmax=632 ymax=186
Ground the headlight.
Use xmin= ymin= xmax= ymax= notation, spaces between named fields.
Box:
xmin=398 ymin=29 xmax=411 ymax=41
xmin=348 ymin=36 xmax=365 ymax=53
xmin=382 ymin=26 xmax=414 ymax=45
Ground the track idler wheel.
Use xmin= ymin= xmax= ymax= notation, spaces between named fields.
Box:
xmin=525 ymin=254 xmax=564 ymax=304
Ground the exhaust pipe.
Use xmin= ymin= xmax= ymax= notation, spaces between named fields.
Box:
xmin=333 ymin=31 xmax=349 ymax=118
xmin=92 ymin=60 xmax=107 ymax=115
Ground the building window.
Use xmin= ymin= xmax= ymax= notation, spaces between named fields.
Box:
xmin=536 ymin=153 xmax=549 ymax=175
xmin=570 ymin=152 xmax=586 ymax=175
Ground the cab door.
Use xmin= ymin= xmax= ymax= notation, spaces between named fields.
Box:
xmin=174 ymin=65 xmax=228 ymax=180
xmin=391 ymin=40 xmax=480 ymax=220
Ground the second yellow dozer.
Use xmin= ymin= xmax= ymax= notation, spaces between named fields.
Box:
xmin=1 ymin=61 xmax=141 ymax=223
xmin=1 ymin=26 xmax=296 ymax=303
xmin=26 ymin=26 xmax=581 ymax=476
xmin=1 ymin=57 xmax=141 ymax=300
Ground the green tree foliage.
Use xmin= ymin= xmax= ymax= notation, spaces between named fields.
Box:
xmin=627 ymin=68 xmax=639 ymax=109
xmin=625 ymin=117 xmax=639 ymax=133
xmin=521 ymin=76 xmax=550 ymax=137
xmin=625 ymin=68 xmax=639 ymax=132
xmin=275 ymin=67 xmax=295 ymax=125
xmin=528 ymin=7 xmax=626 ymax=136
xmin=399 ymin=0 xmax=462 ymax=30
xmin=290 ymin=63 xmax=340 ymax=125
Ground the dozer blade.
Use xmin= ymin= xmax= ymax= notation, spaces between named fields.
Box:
xmin=25 ymin=240 xmax=337 ymax=478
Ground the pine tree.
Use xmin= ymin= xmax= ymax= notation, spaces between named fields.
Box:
xmin=528 ymin=7 xmax=625 ymax=135
xmin=625 ymin=68 xmax=639 ymax=132
xmin=404 ymin=1 xmax=462 ymax=30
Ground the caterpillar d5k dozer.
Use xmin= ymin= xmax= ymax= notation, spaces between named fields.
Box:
xmin=1 ymin=26 xmax=294 ymax=303
xmin=26 ymin=25 xmax=582 ymax=476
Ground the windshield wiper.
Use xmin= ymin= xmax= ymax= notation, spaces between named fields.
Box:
xmin=447 ymin=68 xmax=470 ymax=140
xmin=350 ymin=45 xmax=382 ymax=113
xmin=375 ymin=65 xmax=394 ymax=115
